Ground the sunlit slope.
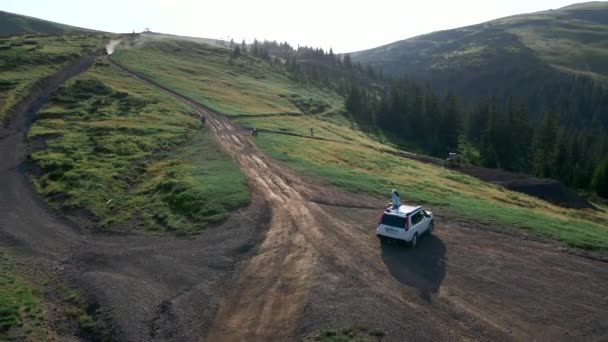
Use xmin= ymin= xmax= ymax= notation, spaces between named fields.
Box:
xmin=351 ymin=2 xmax=608 ymax=102
xmin=112 ymin=36 xmax=343 ymax=116
xmin=352 ymin=2 xmax=608 ymax=79
xmin=0 ymin=33 xmax=109 ymax=122
xmin=29 ymin=60 xmax=249 ymax=233
xmin=498 ymin=2 xmax=608 ymax=79
xmin=112 ymin=38 xmax=608 ymax=252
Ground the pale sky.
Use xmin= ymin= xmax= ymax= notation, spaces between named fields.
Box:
xmin=2 ymin=0 xmax=583 ymax=52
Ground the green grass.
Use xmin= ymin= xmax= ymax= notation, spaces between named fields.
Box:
xmin=108 ymin=36 xmax=608 ymax=252
xmin=57 ymin=285 xmax=115 ymax=341
xmin=0 ymin=33 xmax=110 ymax=122
xmin=0 ymin=250 xmax=47 ymax=341
xmin=507 ymin=14 xmax=608 ymax=80
xmin=29 ymin=60 xmax=249 ymax=233
xmin=111 ymin=36 xmax=343 ymax=116
xmin=253 ymin=131 xmax=608 ymax=252
xmin=0 ymin=249 xmax=115 ymax=341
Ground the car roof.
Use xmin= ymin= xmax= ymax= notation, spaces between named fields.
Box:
xmin=385 ymin=205 xmax=421 ymax=217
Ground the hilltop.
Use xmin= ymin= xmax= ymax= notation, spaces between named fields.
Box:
xmin=0 ymin=10 xmax=97 ymax=36
xmin=351 ymin=2 xmax=608 ymax=108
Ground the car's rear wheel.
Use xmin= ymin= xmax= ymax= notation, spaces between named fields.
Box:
xmin=411 ymin=233 xmax=418 ymax=248
xmin=428 ymin=222 xmax=434 ymax=235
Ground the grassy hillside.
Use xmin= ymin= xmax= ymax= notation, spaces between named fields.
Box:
xmin=112 ymin=35 xmax=344 ymax=116
xmin=29 ymin=60 xmax=249 ymax=233
xmin=112 ymin=37 xmax=608 ymax=252
xmin=0 ymin=250 xmax=48 ymax=341
xmin=0 ymin=11 xmax=96 ymax=36
xmin=0 ymin=33 xmax=110 ymax=122
xmin=350 ymin=2 xmax=608 ymax=107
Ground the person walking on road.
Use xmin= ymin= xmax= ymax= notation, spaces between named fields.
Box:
xmin=200 ymin=115 xmax=206 ymax=127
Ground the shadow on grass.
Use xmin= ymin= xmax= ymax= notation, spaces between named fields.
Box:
xmin=380 ymin=234 xmax=446 ymax=303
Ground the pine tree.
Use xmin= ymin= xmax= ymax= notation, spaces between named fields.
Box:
xmin=592 ymin=159 xmax=608 ymax=198
xmin=328 ymin=48 xmax=335 ymax=64
xmin=424 ymin=87 xmax=441 ymax=152
xmin=480 ymin=100 xmax=500 ymax=168
xmin=345 ymin=87 xmax=361 ymax=116
xmin=231 ymin=45 xmax=241 ymax=58
xmin=533 ymin=112 xmax=559 ymax=177
xmin=343 ymin=54 xmax=352 ymax=69
xmin=439 ymin=91 xmax=461 ymax=152
xmin=508 ymin=102 xmax=533 ymax=171
xmin=410 ymin=85 xmax=424 ymax=141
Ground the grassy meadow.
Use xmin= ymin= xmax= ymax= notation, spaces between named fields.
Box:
xmin=0 ymin=250 xmax=47 ymax=341
xmin=111 ymin=36 xmax=608 ymax=252
xmin=29 ymin=59 xmax=249 ymax=233
xmin=111 ymin=35 xmax=343 ymax=116
xmin=499 ymin=3 xmax=608 ymax=80
xmin=0 ymin=248 xmax=115 ymax=341
xmin=253 ymin=128 xmax=608 ymax=251
xmin=0 ymin=33 xmax=110 ymax=122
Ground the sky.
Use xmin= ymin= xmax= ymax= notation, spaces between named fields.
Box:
xmin=2 ymin=0 xmax=582 ymax=52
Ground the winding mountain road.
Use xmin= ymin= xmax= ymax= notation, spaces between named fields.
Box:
xmin=0 ymin=54 xmax=607 ymax=341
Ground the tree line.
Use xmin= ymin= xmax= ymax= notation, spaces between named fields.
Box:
xmin=347 ymin=80 xmax=608 ymax=198
xmin=230 ymin=39 xmax=608 ymax=198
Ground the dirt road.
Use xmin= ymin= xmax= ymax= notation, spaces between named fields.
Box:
xmin=0 ymin=56 xmax=272 ymax=341
xmin=0 ymin=56 xmax=607 ymax=341
xmin=110 ymin=60 xmax=608 ymax=341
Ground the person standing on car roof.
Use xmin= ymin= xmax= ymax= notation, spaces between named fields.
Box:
xmin=391 ymin=188 xmax=401 ymax=209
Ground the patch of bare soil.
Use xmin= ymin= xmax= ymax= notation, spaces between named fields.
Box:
xmin=458 ymin=164 xmax=593 ymax=209
xmin=390 ymin=149 xmax=593 ymax=209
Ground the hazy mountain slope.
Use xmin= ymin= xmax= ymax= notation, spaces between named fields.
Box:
xmin=0 ymin=10 xmax=97 ymax=36
xmin=351 ymin=2 xmax=608 ymax=106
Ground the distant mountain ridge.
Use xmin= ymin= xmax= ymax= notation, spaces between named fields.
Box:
xmin=0 ymin=10 xmax=98 ymax=36
xmin=351 ymin=2 xmax=608 ymax=110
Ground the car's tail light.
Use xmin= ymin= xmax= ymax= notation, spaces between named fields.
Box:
xmin=404 ymin=216 xmax=409 ymax=231
xmin=378 ymin=213 xmax=385 ymax=225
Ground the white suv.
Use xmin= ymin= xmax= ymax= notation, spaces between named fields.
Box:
xmin=376 ymin=205 xmax=434 ymax=247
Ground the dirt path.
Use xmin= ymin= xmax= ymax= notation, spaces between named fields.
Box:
xmin=1 ymin=54 xmax=607 ymax=342
xmin=0 ymin=56 xmax=272 ymax=341
xmin=109 ymin=59 xmax=608 ymax=341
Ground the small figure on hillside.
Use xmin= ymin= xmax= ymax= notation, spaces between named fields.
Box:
xmin=446 ymin=152 xmax=460 ymax=168
xmin=310 ymin=127 xmax=314 ymax=137
xmin=251 ymin=128 xmax=259 ymax=136
xmin=200 ymin=115 xmax=206 ymax=127
xmin=390 ymin=188 xmax=401 ymax=209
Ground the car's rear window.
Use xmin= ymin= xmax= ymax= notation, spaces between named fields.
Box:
xmin=381 ymin=214 xmax=406 ymax=228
